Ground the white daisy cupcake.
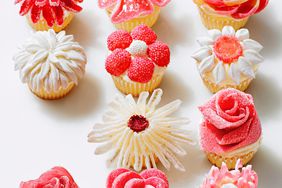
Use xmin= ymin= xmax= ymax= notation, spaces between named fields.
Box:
xmin=88 ymin=89 xmax=194 ymax=172
xmin=192 ymin=26 xmax=263 ymax=93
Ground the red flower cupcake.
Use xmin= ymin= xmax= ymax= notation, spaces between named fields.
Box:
xmin=193 ymin=0 xmax=269 ymax=30
xmin=15 ymin=0 xmax=84 ymax=32
xmin=199 ymin=88 xmax=262 ymax=169
xmin=105 ymin=25 xmax=170 ymax=96
xmin=20 ymin=167 xmax=78 ymax=188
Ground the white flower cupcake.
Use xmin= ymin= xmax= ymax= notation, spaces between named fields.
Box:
xmin=192 ymin=26 xmax=263 ymax=93
xmin=14 ymin=29 xmax=87 ymax=100
xmin=88 ymin=89 xmax=194 ymax=172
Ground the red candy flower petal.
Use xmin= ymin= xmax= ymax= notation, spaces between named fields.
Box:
xmin=52 ymin=6 xmax=64 ymax=25
xmin=112 ymin=171 xmax=142 ymax=188
xmin=43 ymin=5 xmax=55 ymax=27
xmin=107 ymin=168 xmax=130 ymax=188
xmin=19 ymin=0 xmax=34 ymax=16
xmin=131 ymin=25 xmax=157 ymax=45
xmin=61 ymin=0 xmax=82 ymax=12
xmin=106 ymin=49 xmax=132 ymax=76
xmin=124 ymin=178 xmax=146 ymax=188
xmin=30 ymin=5 xmax=41 ymax=23
xmin=98 ymin=0 xmax=117 ymax=8
xmin=145 ymin=177 xmax=169 ymax=188
xmin=107 ymin=30 xmax=133 ymax=51
xmin=127 ymin=57 xmax=155 ymax=83
xmin=148 ymin=41 xmax=170 ymax=67
xmin=140 ymin=168 xmax=169 ymax=186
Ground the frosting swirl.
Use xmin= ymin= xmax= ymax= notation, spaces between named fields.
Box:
xmin=199 ymin=88 xmax=261 ymax=154
xmin=14 ymin=29 xmax=86 ymax=93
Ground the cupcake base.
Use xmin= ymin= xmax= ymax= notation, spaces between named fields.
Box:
xmin=29 ymin=83 xmax=75 ymax=100
xmin=206 ymin=151 xmax=255 ymax=169
xmin=107 ymin=6 xmax=161 ymax=32
xmin=197 ymin=5 xmax=249 ymax=30
xmin=26 ymin=13 xmax=74 ymax=32
xmin=112 ymin=74 xmax=164 ymax=97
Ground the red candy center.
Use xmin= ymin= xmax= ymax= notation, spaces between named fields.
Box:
xmin=213 ymin=36 xmax=243 ymax=63
xmin=128 ymin=115 xmax=149 ymax=133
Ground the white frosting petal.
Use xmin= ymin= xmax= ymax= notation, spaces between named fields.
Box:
xmin=212 ymin=62 xmax=226 ymax=84
xmin=242 ymin=39 xmax=263 ymax=52
xmin=238 ymin=57 xmax=255 ymax=78
xmin=235 ymin=28 xmax=249 ymax=41
xmin=126 ymin=40 xmax=148 ymax=56
xmin=14 ymin=29 xmax=87 ymax=92
xmin=197 ymin=37 xmax=214 ymax=46
xmin=244 ymin=49 xmax=264 ymax=64
xmin=229 ymin=63 xmax=241 ymax=85
xmin=198 ymin=55 xmax=215 ymax=75
xmin=191 ymin=47 xmax=212 ymax=62
xmin=221 ymin=183 xmax=238 ymax=188
xmin=222 ymin=26 xmax=235 ymax=36
xmin=208 ymin=29 xmax=222 ymax=41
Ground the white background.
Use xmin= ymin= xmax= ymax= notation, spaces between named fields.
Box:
xmin=1 ymin=1 xmax=282 ymax=187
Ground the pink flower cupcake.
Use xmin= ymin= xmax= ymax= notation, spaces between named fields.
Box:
xmin=20 ymin=167 xmax=78 ymax=188
xmin=199 ymin=88 xmax=262 ymax=169
xmin=15 ymin=0 xmax=84 ymax=32
xmin=105 ymin=25 xmax=170 ymax=96
xmin=106 ymin=168 xmax=169 ymax=188
xmin=201 ymin=160 xmax=258 ymax=188
xmin=193 ymin=0 xmax=269 ymax=30
xmin=98 ymin=0 xmax=171 ymax=31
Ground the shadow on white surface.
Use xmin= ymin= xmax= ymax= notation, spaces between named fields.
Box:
xmin=38 ymin=74 xmax=102 ymax=120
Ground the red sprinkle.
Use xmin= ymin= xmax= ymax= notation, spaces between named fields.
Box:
xmin=128 ymin=115 xmax=149 ymax=133
xmin=107 ymin=30 xmax=133 ymax=51
xmin=131 ymin=25 xmax=157 ymax=45
xmin=213 ymin=35 xmax=243 ymax=63
xmin=105 ymin=49 xmax=132 ymax=76
xmin=127 ymin=57 xmax=155 ymax=83
xmin=148 ymin=41 xmax=170 ymax=67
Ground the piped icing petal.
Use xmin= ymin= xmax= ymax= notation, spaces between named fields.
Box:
xmin=14 ymin=29 xmax=86 ymax=93
xmin=88 ymin=89 xmax=194 ymax=171
xmin=212 ymin=61 xmax=226 ymax=84
xmin=198 ymin=55 xmax=215 ymax=75
xmin=235 ymin=28 xmax=249 ymax=41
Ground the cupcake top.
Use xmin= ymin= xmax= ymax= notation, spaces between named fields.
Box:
xmin=192 ymin=26 xmax=263 ymax=85
xmin=199 ymin=88 xmax=261 ymax=154
xmin=193 ymin=0 xmax=268 ymax=19
xmin=88 ymin=89 xmax=194 ymax=172
xmin=105 ymin=25 xmax=170 ymax=83
xmin=14 ymin=29 xmax=87 ymax=93
xmin=201 ymin=160 xmax=258 ymax=188
xmin=98 ymin=0 xmax=171 ymax=23
xmin=20 ymin=166 xmax=78 ymax=188
xmin=15 ymin=0 xmax=83 ymax=27
xmin=107 ymin=168 xmax=169 ymax=188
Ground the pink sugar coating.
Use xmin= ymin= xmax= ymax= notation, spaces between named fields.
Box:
xmin=148 ymin=41 xmax=170 ymax=67
xmin=199 ymin=88 xmax=261 ymax=154
xmin=131 ymin=25 xmax=157 ymax=45
xmin=127 ymin=57 xmax=155 ymax=83
xmin=98 ymin=0 xmax=171 ymax=23
xmin=107 ymin=30 xmax=133 ymax=51
xmin=201 ymin=160 xmax=258 ymax=188
xmin=107 ymin=168 xmax=169 ymax=188
xmin=105 ymin=49 xmax=132 ymax=76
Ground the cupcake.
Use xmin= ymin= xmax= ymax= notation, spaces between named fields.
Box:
xmin=192 ymin=26 xmax=263 ymax=93
xmin=88 ymin=89 xmax=194 ymax=171
xmin=20 ymin=166 xmax=78 ymax=188
xmin=199 ymin=88 xmax=262 ymax=169
xmin=201 ymin=160 xmax=258 ymax=188
xmin=105 ymin=25 xmax=170 ymax=96
xmin=193 ymin=0 xmax=269 ymax=30
xmin=98 ymin=0 xmax=171 ymax=31
xmin=15 ymin=0 xmax=84 ymax=32
xmin=14 ymin=29 xmax=87 ymax=100
xmin=107 ymin=168 xmax=169 ymax=188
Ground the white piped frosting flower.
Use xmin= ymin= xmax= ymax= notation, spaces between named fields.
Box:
xmin=192 ymin=26 xmax=263 ymax=85
xmin=88 ymin=89 xmax=194 ymax=172
xmin=14 ymin=29 xmax=87 ymax=93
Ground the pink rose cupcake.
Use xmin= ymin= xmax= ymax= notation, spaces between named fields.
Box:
xmin=15 ymin=0 xmax=84 ymax=32
xmin=106 ymin=168 xmax=169 ymax=188
xmin=105 ymin=25 xmax=170 ymax=96
xmin=201 ymin=160 xmax=258 ymax=188
xmin=98 ymin=0 xmax=171 ymax=31
xmin=193 ymin=0 xmax=269 ymax=30
xmin=20 ymin=167 xmax=78 ymax=188
xmin=199 ymin=88 xmax=262 ymax=169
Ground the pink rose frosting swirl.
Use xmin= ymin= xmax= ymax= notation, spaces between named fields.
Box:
xmin=203 ymin=0 xmax=269 ymax=19
xmin=107 ymin=168 xmax=169 ymax=188
xmin=199 ymin=88 xmax=261 ymax=154
xmin=20 ymin=167 xmax=78 ymax=188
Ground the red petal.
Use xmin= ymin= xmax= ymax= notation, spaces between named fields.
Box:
xmin=30 ymin=5 xmax=41 ymax=23
xmin=61 ymin=0 xmax=82 ymax=12
xmin=53 ymin=6 xmax=64 ymax=25
xmin=204 ymin=0 xmax=227 ymax=7
xmin=150 ymin=0 xmax=171 ymax=7
xmin=98 ymin=0 xmax=117 ymax=8
xmin=111 ymin=0 xmax=154 ymax=23
xmin=42 ymin=5 xmax=55 ymax=27
xmin=49 ymin=0 xmax=60 ymax=6
xmin=255 ymin=0 xmax=269 ymax=13
xmin=35 ymin=0 xmax=47 ymax=7
xmin=19 ymin=0 xmax=35 ymax=16
xmin=231 ymin=0 xmax=263 ymax=19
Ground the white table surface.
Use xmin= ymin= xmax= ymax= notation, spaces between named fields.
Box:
xmin=1 ymin=1 xmax=282 ymax=187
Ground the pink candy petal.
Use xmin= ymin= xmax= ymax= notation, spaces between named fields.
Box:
xmin=98 ymin=0 xmax=118 ymax=8
xmin=30 ymin=5 xmax=41 ymax=23
xmin=150 ymin=0 xmax=171 ymax=7
xmin=124 ymin=178 xmax=146 ymax=188
xmin=148 ymin=41 xmax=170 ymax=67
xmin=112 ymin=171 xmax=143 ymax=188
xmin=140 ymin=169 xmax=169 ymax=186
xmin=107 ymin=30 xmax=133 ymax=51
xmin=145 ymin=177 xmax=169 ymax=188
xmin=107 ymin=168 xmax=131 ymax=188
xmin=131 ymin=25 xmax=157 ymax=45
xmin=19 ymin=0 xmax=34 ymax=16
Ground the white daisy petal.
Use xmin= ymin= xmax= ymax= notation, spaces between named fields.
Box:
xmin=238 ymin=57 xmax=255 ymax=78
xmin=229 ymin=63 xmax=241 ymax=85
xmin=198 ymin=55 xmax=215 ymax=75
xmin=244 ymin=49 xmax=264 ymax=64
xmin=208 ymin=29 xmax=222 ymax=41
xmin=235 ymin=28 xmax=249 ymax=41
xmin=191 ymin=47 xmax=212 ymax=62
xmin=222 ymin=26 xmax=235 ymax=36
xmin=212 ymin=62 xmax=226 ymax=84
xmin=242 ymin=39 xmax=263 ymax=52
xmin=197 ymin=37 xmax=214 ymax=46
